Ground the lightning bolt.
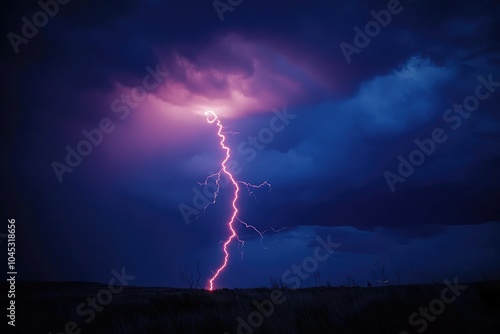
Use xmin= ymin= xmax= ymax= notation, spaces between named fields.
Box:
xmin=203 ymin=111 xmax=283 ymax=291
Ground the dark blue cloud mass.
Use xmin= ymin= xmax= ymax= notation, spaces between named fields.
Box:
xmin=1 ymin=0 xmax=499 ymax=287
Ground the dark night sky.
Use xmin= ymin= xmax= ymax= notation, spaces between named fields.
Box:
xmin=2 ymin=0 xmax=500 ymax=288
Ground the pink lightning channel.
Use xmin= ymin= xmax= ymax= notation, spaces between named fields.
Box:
xmin=203 ymin=111 xmax=284 ymax=291
xmin=205 ymin=111 xmax=240 ymax=291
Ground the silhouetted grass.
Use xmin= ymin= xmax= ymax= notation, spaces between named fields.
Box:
xmin=6 ymin=280 xmax=500 ymax=334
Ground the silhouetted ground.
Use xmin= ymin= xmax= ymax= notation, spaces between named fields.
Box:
xmin=4 ymin=280 xmax=500 ymax=334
